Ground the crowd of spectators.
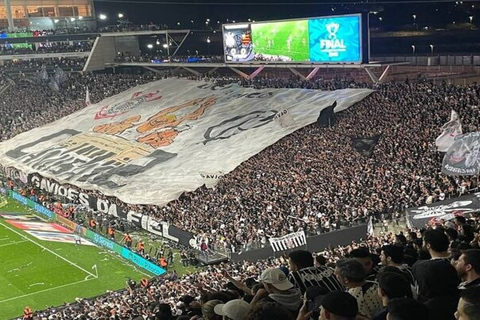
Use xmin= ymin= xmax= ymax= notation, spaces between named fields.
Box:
xmin=28 ymin=215 xmax=480 ymax=320
xmin=0 ymin=67 xmax=479 ymax=319
xmin=0 ymin=72 xmax=160 ymax=140
xmin=0 ymin=41 xmax=93 ymax=56
xmin=0 ymin=41 xmax=93 ymax=55
xmin=2 ymin=72 xmax=480 ymax=253
xmin=1 ymin=24 xmax=165 ymax=36
xmin=0 ymin=57 xmax=87 ymax=72
xmin=115 ymin=53 xmax=224 ymax=64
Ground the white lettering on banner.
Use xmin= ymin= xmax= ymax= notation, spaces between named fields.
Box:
xmin=0 ymin=79 xmax=372 ymax=206
xmin=97 ymin=199 xmax=109 ymax=213
xmin=2 ymin=166 xmax=28 ymax=183
xmin=127 ymin=211 xmax=142 ymax=224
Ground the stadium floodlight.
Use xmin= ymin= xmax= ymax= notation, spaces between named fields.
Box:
xmin=99 ymin=14 xmax=107 ymax=20
xmin=147 ymin=44 xmax=153 ymax=49
xmin=118 ymin=13 xmax=124 ymax=18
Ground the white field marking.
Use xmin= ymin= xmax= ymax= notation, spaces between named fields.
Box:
xmin=0 ymin=220 xmax=97 ymax=279
xmin=28 ymin=282 xmax=45 ymax=288
xmin=0 ymin=240 xmax=27 ymax=247
xmin=0 ymin=278 xmax=95 ymax=304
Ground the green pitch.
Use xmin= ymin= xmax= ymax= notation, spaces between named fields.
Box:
xmin=251 ymin=20 xmax=310 ymax=61
xmin=0 ymin=198 xmax=151 ymax=320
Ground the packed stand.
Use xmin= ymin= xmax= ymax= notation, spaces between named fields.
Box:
xmin=115 ymin=53 xmax=224 ymax=63
xmin=150 ymin=79 xmax=480 ymax=251
xmin=0 ymin=41 xmax=93 ymax=56
xmin=0 ymin=57 xmax=87 ymax=72
xmin=27 ymin=213 xmax=480 ymax=320
xmin=3 ymin=75 xmax=480 ymax=253
xmin=0 ymin=72 xmax=160 ymax=141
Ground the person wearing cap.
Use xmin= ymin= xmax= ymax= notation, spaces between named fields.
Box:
xmin=252 ymin=268 xmax=302 ymax=316
xmin=320 ymin=291 xmax=358 ymax=320
xmin=214 ymin=299 xmax=251 ymax=320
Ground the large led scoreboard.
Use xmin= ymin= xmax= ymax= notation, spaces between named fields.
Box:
xmin=222 ymin=13 xmax=369 ymax=64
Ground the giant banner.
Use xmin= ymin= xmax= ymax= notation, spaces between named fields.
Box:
xmin=0 ymin=79 xmax=372 ymax=206
xmin=406 ymin=192 xmax=480 ymax=229
xmin=25 ymin=172 xmax=181 ymax=243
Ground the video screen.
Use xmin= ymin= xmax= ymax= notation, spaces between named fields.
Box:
xmin=223 ymin=24 xmax=254 ymax=62
xmin=222 ymin=14 xmax=364 ymax=64
xmin=250 ymin=20 xmax=309 ymax=62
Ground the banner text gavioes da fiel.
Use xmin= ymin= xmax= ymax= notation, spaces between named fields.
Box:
xmin=0 ymin=79 xmax=373 ymax=206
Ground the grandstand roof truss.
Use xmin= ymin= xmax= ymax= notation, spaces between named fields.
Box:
xmin=111 ymin=61 xmax=409 ymax=84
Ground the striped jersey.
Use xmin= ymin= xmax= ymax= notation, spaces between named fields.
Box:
xmin=288 ymin=266 xmax=345 ymax=294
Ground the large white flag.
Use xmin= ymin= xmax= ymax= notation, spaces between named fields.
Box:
xmin=436 ymin=110 xmax=462 ymax=152
xmin=0 ymin=79 xmax=372 ymax=206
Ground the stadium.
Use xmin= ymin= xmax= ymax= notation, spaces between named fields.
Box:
xmin=0 ymin=0 xmax=480 ymax=319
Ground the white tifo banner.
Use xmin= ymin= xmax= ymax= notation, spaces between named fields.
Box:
xmin=269 ymin=231 xmax=307 ymax=252
xmin=0 ymin=79 xmax=372 ymax=206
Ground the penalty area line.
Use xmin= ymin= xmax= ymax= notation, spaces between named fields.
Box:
xmin=0 ymin=220 xmax=97 ymax=279
xmin=0 ymin=278 xmax=95 ymax=304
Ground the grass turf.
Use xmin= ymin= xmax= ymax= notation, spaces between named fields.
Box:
xmin=251 ymin=20 xmax=310 ymax=61
xmin=0 ymin=197 xmax=152 ymax=320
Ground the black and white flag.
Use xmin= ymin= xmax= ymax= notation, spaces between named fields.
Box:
xmin=351 ymin=134 xmax=381 ymax=157
xmin=269 ymin=231 xmax=307 ymax=252
xmin=442 ymin=132 xmax=480 ymax=176
xmin=436 ymin=110 xmax=462 ymax=152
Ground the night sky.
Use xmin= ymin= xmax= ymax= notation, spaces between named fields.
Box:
xmin=94 ymin=0 xmax=480 ymax=31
